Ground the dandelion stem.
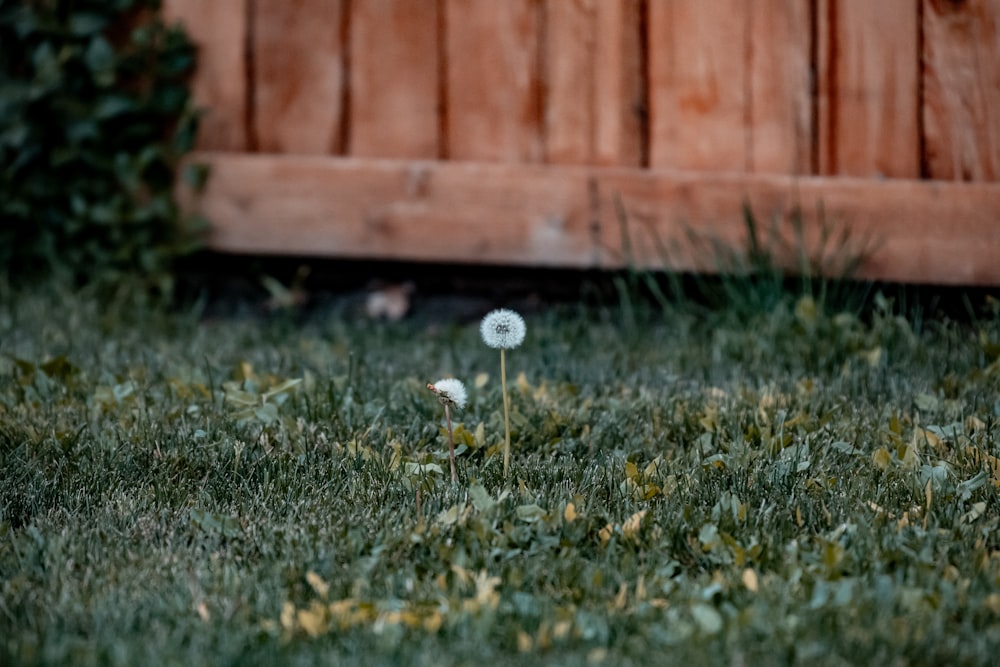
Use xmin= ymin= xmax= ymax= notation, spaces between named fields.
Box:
xmin=445 ymin=403 xmax=457 ymax=484
xmin=501 ymin=348 xmax=512 ymax=479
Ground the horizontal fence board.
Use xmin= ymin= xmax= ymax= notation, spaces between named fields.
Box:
xmin=648 ymin=1 xmax=749 ymax=171
xmin=349 ymin=0 xmax=440 ymax=158
xmin=162 ymin=0 xmax=247 ymax=151
xmin=445 ymin=0 xmax=543 ymax=162
xmin=179 ymin=153 xmax=1000 ymax=285
xmin=253 ymin=0 xmax=346 ymax=154
xmin=182 ymin=154 xmax=593 ymax=265
xmin=544 ymin=0 xmax=642 ymax=166
xmin=748 ymin=0 xmax=813 ymax=174
xmin=923 ymin=0 xmax=1000 ymax=181
xmin=817 ymin=0 xmax=920 ymax=177
xmin=600 ymin=171 xmax=1000 ymax=285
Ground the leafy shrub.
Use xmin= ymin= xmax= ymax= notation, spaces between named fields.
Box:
xmin=0 ymin=0 xmax=203 ymax=292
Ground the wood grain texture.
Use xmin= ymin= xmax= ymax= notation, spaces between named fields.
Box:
xmin=349 ymin=0 xmax=440 ymax=158
xmin=181 ymin=153 xmax=593 ymax=265
xmin=600 ymin=170 xmax=1000 ymax=284
xmin=817 ymin=0 xmax=920 ymax=177
xmin=445 ymin=0 xmax=543 ymax=162
xmin=748 ymin=0 xmax=813 ymax=174
xmin=923 ymin=0 xmax=1000 ymax=181
xmin=544 ymin=0 xmax=642 ymax=166
xmin=162 ymin=0 xmax=248 ymax=151
xmin=178 ymin=153 xmax=1000 ymax=285
xmin=648 ymin=0 xmax=748 ymax=171
xmin=253 ymin=0 xmax=345 ymax=154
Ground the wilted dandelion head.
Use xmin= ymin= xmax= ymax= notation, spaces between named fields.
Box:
xmin=428 ymin=378 xmax=467 ymax=410
xmin=480 ymin=308 xmax=526 ymax=350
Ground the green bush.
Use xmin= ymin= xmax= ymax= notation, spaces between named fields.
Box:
xmin=0 ymin=0 xmax=203 ymax=292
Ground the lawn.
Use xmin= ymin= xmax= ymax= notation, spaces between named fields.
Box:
xmin=1 ymin=279 xmax=999 ymax=666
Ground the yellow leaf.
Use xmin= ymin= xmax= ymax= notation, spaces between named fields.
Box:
xmin=966 ymin=446 xmax=1000 ymax=479
xmin=280 ymin=601 xmax=296 ymax=631
xmin=924 ymin=478 xmax=933 ymax=530
xmin=297 ymin=601 xmax=328 ymax=637
xmin=517 ymin=630 xmax=533 ymax=652
xmin=423 ymin=611 xmax=443 ymax=633
xmin=450 ymin=563 xmax=474 ymax=586
xmin=915 ymin=428 xmax=942 ymax=451
xmin=623 ymin=510 xmax=647 ymax=541
xmin=436 ymin=503 xmax=462 ymax=525
xmin=588 ymin=648 xmax=609 ymax=664
xmin=872 ymin=447 xmax=892 ymax=471
xmin=473 ymin=570 xmax=502 ymax=609
xmin=961 ymin=501 xmax=987 ymax=524
xmin=624 ymin=461 xmax=639 ymax=481
xmin=328 ymin=598 xmax=356 ymax=623
xmin=563 ymin=502 xmax=578 ymax=523
xmin=598 ymin=523 xmax=613 ymax=546
xmin=475 ymin=372 xmax=489 ymax=388
xmin=612 ymin=582 xmax=628 ymax=610
xmin=536 ymin=620 xmax=552 ymax=650
xmin=553 ymin=619 xmax=572 ymax=641
xmin=386 ymin=441 xmax=403 ymax=471
xmin=966 ymin=415 xmax=986 ymax=432
xmin=742 ymin=568 xmax=759 ymax=592
xmin=900 ymin=444 xmax=920 ymax=470
xmin=867 ymin=500 xmax=892 ymax=517
xmin=474 ymin=421 xmax=485 ymax=448
xmin=306 ymin=570 xmax=330 ymax=598
xmin=238 ymin=361 xmax=255 ymax=382
xmin=699 ymin=404 xmax=719 ymax=432
xmin=399 ymin=610 xmax=423 ymax=629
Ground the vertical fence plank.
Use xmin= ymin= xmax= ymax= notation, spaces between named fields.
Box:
xmin=544 ymin=0 xmax=593 ymax=165
xmin=162 ymin=0 xmax=247 ymax=151
xmin=748 ymin=0 xmax=812 ymax=174
xmin=349 ymin=0 xmax=440 ymax=158
xmin=817 ymin=0 xmax=919 ymax=178
xmin=445 ymin=0 xmax=542 ymax=162
xmin=593 ymin=0 xmax=643 ymax=167
xmin=923 ymin=0 xmax=1000 ymax=181
xmin=253 ymin=0 xmax=345 ymax=154
xmin=545 ymin=0 xmax=642 ymax=166
xmin=648 ymin=0 xmax=748 ymax=171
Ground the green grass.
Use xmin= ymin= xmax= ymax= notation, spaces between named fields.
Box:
xmin=2 ymin=281 xmax=999 ymax=666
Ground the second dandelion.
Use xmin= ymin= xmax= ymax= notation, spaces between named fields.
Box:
xmin=480 ymin=308 xmax=526 ymax=479
xmin=427 ymin=378 xmax=467 ymax=484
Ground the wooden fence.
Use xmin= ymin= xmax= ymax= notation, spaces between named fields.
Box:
xmin=164 ymin=0 xmax=1000 ymax=285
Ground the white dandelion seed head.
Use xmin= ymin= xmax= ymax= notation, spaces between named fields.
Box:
xmin=480 ymin=308 xmax=526 ymax=350
xmin=429 ymin=378 xmax=467 ymax=410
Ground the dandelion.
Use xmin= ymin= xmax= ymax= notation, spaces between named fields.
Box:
xmin=427 ymin=378 xmax=467 ymax=483
xmin=480 ymin=308 xmax=526 ymax=350
xmin=479 ymin=308 xmax=525 ymax=479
